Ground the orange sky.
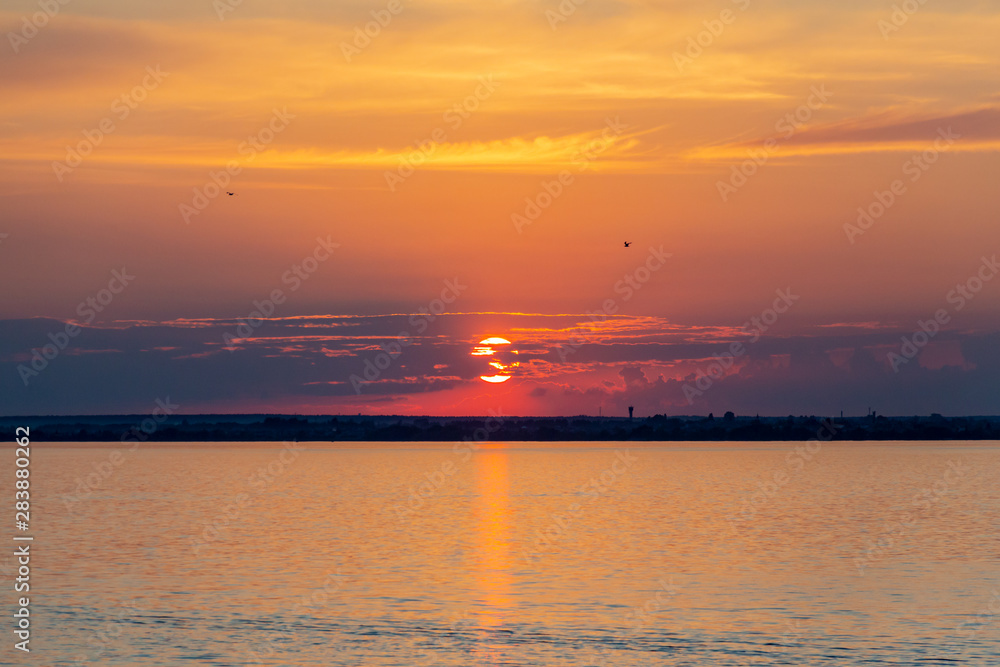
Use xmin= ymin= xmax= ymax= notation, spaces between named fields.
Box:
xmin=1 ymin=0 xmax=999 ymax=416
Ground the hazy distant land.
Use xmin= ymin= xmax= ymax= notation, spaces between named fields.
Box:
xmin=3 ymin=413 xmax=1000 ymax=442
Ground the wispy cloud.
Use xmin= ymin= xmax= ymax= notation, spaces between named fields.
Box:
xmin=2 ymin=314 xmax=998 ymax=416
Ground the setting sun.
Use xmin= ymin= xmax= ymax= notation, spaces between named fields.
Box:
xmin=475 ymin=337 xmax=517 ymax=383
xmin=3 ymin=1 xmax=1000 ymax=664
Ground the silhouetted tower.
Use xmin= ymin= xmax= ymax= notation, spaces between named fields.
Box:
xmin=628 ymin=406 xmax=634 ymax=420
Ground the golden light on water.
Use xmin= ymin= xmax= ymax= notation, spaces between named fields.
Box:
xmin=472 ymin=448 xmax=512 ymax=660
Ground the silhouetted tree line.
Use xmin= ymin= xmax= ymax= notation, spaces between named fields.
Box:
xmin=4 ymin=413 xmax=999 ymax=442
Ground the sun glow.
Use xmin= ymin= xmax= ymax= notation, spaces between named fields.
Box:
xmin=475 ymin=337 xmax=517 ymax=383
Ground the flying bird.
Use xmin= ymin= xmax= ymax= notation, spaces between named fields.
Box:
xmin=226 ymin=192 xmax=237 ymax=196
xmin=624 ymin=241 xmax=631 ymax=248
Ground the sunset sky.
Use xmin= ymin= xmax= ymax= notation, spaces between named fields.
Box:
xmin=2 ymin=0 xmax=999 ymax=416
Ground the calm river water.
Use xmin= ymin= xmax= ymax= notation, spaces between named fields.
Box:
xmin=7 ymin=441 xmax=1000 ymax=665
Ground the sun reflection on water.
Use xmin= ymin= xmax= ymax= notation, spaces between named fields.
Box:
xmin=472 ymin=447 xmax=512 ymax=661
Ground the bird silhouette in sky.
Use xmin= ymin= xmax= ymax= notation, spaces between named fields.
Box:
xmin=226 ymin=192 xmax=237 ymax=196
xmin=624 ymin=241 xmax=631 ymax=248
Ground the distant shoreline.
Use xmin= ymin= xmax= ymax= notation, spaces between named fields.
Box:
xmin=3 ymin=414 xmax=999 ymax=442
